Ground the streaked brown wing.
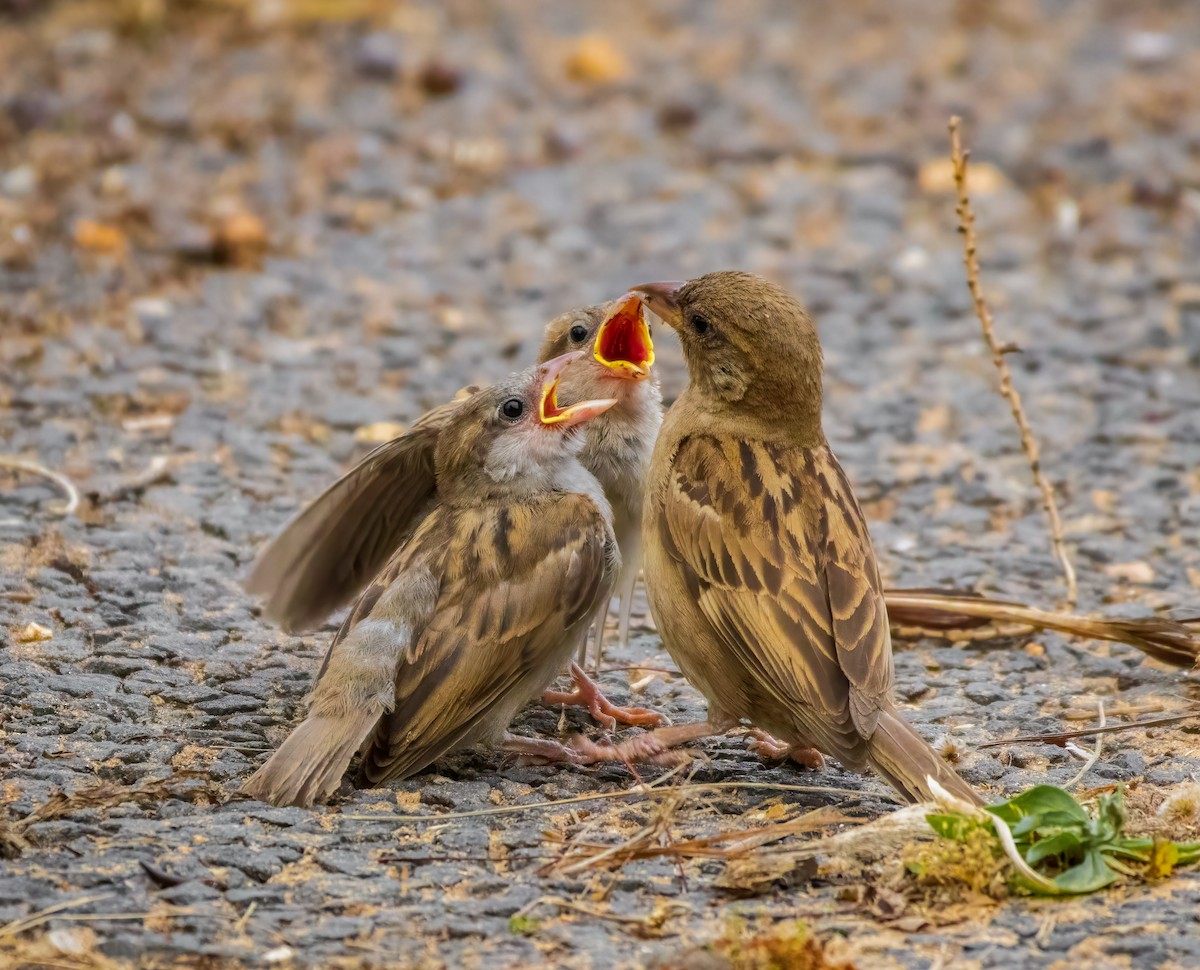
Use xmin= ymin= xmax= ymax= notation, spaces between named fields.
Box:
xmin=359 ymin=493 xmax=613 ymax=783
xmin=658 ymin=435 xmax=892 ymax=751
xmin=244 ymin=391 xmax=479 ymax=633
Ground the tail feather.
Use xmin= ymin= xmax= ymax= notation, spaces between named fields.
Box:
xmin=241 ymin=712 xmax=378 ymax=807
xmin=866 ymin=707 xmax=983 ymax=806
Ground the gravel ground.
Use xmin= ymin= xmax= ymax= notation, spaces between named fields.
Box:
xmin=3 ymin=1 xmax=1200 ymax=968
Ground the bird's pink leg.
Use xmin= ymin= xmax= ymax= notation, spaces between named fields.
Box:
xmin=502 ymin=732 xmax=590 ymax=765
xmin=745 ymin=728 xmax=825 ymax=770
xmin=541 ymin=662 xmax=665 ymax=730
xmin=565 ymin=717 xmax=732 ymax=766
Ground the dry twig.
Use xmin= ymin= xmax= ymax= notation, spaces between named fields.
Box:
xmin=340 ymin=778 xmax=864 ymax=825
xmin=948 ymin=117 xmax=1077 ymax=609
xmin=1064 ymin=701 xmax=1105 ymax=789
xmin=1 ymin=772 xmax=222 ymax=859
xmin=0 ymin=455 xmax=79 ymax=516
xmin=886 ymin=588 xmax=1200 ymax=668
xmin=977 ymin=708 xmax=1200 ymax=748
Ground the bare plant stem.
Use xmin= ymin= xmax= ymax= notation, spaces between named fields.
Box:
xmin=0 ymin=455 xmax=79 ymax=516
xmin=948 ymin=116 xmax=1077 ymax=608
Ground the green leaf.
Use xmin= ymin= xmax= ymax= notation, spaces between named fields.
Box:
xmin=1174 ymin=841 xmax=1200 ymax=866
xmin=925 ymin=813 xmax=983 ymax=842
xmin=987 ymin=786 xmax=1089 ymax=827
xmin=1026 ymin=831 xmax=1084 ymax=866
xmin=509 ymin=915 xmax=539 ymax=936
xmin=1051 ymin=849 xmax=1118 ymax=894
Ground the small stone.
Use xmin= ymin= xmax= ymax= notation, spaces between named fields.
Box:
xmin=355 ymin=33 xmax=401 ymax=80
xmin=657 ymin=100 xmax=699 ymax=131
xmin=1103 ymin=561 xmax=1155 ymax=584
xmin=1 ymin=165 xmax=37 ymax=198
xmin=48 ymin=926 xmax=96 ymax=956
xmin=418 ymin=60 xmax=462 ymax=97
xmin=169 ymin=222 xmax=217 ymax=261
xmin=1124 ymin=31 xmax=1175 ymax=68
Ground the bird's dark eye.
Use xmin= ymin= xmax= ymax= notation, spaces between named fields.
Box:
xmin=499 ymin=398 xmax=524 ymax=421
xmin=690 ymin=312 xmax=710 ymax=336
xmin=569 ymin=324 xmax=589 ymax=343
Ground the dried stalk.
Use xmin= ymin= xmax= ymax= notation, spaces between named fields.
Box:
xmin=977 ymin=709 xmax=1200 ymax=748
xmin=340 ymin=777 xmax=864 ymax=824
xmin=0 ymin=455 xmax=79 ymax=516
xmin=948 ymin=117 xmax=1077 ymax=608
xmin=1064 ymin=701 xmax=1105 ymax=789
xmin=885 ymin=588 xmax=1200 ymax=668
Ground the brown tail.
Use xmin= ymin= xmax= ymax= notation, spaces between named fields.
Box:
xmin=866 ymin=706 xmax=984 ymax=806
xmin=241 ymin=711 xmax=377 ymax=807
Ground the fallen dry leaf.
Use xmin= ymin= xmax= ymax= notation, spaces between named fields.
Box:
xmin=73 ymin=219 xmax=128 ymax=254
xmin=15 ymin=621 xmax=52 ymax=643
xmin=564 ymin=35 xmax=630 ymax=84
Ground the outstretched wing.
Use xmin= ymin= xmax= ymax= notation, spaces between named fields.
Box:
xmin=244 ymin=390 xmax=479 ymax=633
xmin=358 ymin=493 xmax=614 ymax=783
xmin=656 ymin=434 xmax=892 ymax=758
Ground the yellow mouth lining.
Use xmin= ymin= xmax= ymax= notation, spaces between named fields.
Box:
xmin=538 ymin=375 xmax=571 ymax=424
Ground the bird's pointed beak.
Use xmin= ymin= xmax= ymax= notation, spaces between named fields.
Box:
xmin=630 ymin=281 xmax=685 ymax=331
xmin=593 ymin=292 xmax=655 ymax=381
xmin=537 ymin=351 xmax=618 ymax=428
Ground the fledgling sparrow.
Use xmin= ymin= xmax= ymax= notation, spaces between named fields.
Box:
xmin=242 ymin=353 xmax=622 ymax=807
xmin=243 ymin=299 xmax=662 ymax=729
xmin=587 ymin=271 xmax=983 ymax=806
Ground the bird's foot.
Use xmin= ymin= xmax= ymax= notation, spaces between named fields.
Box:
xmin=564 ymin=733 xmax=692 ymax=767
xmin=745 ymin=729 xmax=825 ymax=770
xmin=502 ymin=732 xmax=590 ymax=766
xmin=542 ymin=662 xmax=666 ymax=730
xmin=564 ymin=719 xmax=724 ymax=767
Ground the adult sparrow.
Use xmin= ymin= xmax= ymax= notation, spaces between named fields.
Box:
xmin=242 ymin=353 xmax=621 ymax=807
xmin=603 ymin=271 xmax=982 ymax=805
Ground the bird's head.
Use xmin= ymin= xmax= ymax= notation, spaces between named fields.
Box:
xmin=631 ymin=271 xmax=823 ymax=432
xmin=435 ymin=352 xmax=616 ymax=502
xmin=540 ymin=295 xmax=655 ymax=388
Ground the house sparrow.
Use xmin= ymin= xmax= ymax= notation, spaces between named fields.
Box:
xmin=590 ymin=271 xmax=983 ymax=806
xmin=244 ymin=299 xmax=662 ymax=729
xmin=537 ymin=294 xmax=662 ymax=660
xmin=242 ymin=353 xmax=623 ymax=807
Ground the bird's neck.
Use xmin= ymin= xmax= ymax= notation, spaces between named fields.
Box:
xmin=664 ymin=386 xmax=826 ymax=450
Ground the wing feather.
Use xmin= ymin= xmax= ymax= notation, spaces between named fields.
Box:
xmin=244 ymin=392 xmax=478 ymax=632
xmin=358 ymin=493 xmax=613 ymax=783
xmin=659 ymin=435 xmax=893 ymax=755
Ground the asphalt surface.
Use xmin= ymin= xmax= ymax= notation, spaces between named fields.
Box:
xmin=2 ymin=2 xmax=1200 ymax=968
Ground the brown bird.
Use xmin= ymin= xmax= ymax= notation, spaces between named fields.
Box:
xmin=592 ymin=271 xmax=983 ymax=805
xmin=243 ymin=298 xmax=661 ymax=729
xmin=242 ymin=353 xmax=623 ymax=807
xmin=537 ymin=294 xmax=661 ymax=660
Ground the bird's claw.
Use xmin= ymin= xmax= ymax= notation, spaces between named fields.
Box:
xmin=542 ymin=662 xmax=666 ymax=730
xmin=745 ymin=729 xmax=825 ymax=770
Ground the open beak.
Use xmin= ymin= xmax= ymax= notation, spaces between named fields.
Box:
xmin=538 ymin=351 xmax=618 ymax=428
xmin=592 ymin=293 xmax=656 ymax=380
xmin=629 ymin=281 xmax=685 ymax=331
